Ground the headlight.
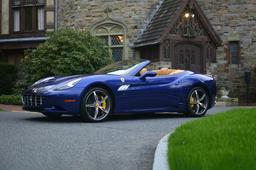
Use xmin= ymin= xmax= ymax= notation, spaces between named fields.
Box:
xmin=54 ymin=78 xmax=82 ymax=91
xmin=32 ymin=77 xmax=55 ymax=86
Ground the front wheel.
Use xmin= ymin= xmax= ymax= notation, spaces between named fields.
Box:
xmin=81 ymin=87 xmax=113 ymax=122
xmin=186 ymin=87 xmax=209 ymax=117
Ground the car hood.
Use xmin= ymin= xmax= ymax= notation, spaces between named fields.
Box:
xmin=29 ymin=74 xmax=90 ymax=89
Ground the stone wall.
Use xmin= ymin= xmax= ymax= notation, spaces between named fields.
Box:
xmin=57 ymin=0 xmax=161 ymax=58
xmin=197 ymin=0 xmax=256 ymax=101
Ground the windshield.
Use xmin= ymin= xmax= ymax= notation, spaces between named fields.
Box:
xmin=95 ymin=60 xmax=143 ymax=75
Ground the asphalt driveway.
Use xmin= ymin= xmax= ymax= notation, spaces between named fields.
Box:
xmin=0 ymin=106 xmax=234 ymax=170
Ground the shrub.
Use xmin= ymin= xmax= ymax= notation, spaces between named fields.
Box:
xmin=0 ymin=95 xmax=22 ymax=105
xmin=21 ymin=29 xmax=112 ymax=86
xmin=0 ymin=62 xmax=17 ymax=95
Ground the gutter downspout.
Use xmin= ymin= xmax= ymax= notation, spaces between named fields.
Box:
xmin=55 ymin=0 xmax=58 ymax=30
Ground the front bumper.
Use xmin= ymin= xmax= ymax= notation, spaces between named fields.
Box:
xmin=22 ymin=88 xmax=84 ymax=115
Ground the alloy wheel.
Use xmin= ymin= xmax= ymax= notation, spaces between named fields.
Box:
xmin=189 ymin=87 xmax=208 ymax=116
xmin=84 ymin=89 xmax=111 ymax=121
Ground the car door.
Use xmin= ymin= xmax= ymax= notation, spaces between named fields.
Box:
xmin=118 ymin=75 xmax=180 ymax=112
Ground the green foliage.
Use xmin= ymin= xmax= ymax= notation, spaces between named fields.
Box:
xmin=0 ymin=62 xmax=17 ymax=95
xmin=0 ymin=95 xmax=22 ymax=105
xmin=21 ymin=29 xmax=112 ymax=85
xmin=168 ymin=108 xmax=256 ymax=170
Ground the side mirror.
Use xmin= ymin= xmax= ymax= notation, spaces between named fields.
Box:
xmin=140 ymin=71 xmax=157 ymax=80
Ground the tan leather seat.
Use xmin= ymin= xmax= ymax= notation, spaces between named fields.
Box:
xmin=169 ymin=70 xmax=184 ymax=75
xmin=140 ymin=67 xmax=183 ymax=77
xmin=155 ymin=68 xmax=183 ymax=76
xmin=140 ymin=68 xmax=148 ymax=76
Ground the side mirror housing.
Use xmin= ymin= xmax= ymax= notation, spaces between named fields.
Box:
xmin=140 ymin=71 xmax=157 ymax=80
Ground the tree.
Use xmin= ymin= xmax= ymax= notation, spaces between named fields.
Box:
xmin=21 ymin=29 xmax=112 ymax=85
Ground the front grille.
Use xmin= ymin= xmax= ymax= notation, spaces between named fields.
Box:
xmin=22 ymin=95 xmax=45 ymax=107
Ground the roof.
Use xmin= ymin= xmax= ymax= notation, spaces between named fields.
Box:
xmin=135 ymin=0 xmax=222 ymax=47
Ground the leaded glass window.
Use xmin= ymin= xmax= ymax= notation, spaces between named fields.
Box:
xmin=94 ymin=24 xmax=125 ymax=62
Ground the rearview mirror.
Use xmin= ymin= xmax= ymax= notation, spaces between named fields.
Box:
xmin=140 ymin=71 xmax=157 ymax=80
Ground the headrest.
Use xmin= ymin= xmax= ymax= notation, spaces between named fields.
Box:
xmin=140 ymin=68 xmax=148 ymax=76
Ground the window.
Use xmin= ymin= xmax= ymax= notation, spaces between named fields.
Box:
xmin=12 ymin=0 xmax=45 ymax=33
xmin=37 ymin=8 xmax=45 ymax=30
xmin=94 ymin=24 xmax=125 ymax=62
xmin=229 ymin=41 xmax=240 ymax=64
xmin=13 ymin=9 xmax=20 ymax=32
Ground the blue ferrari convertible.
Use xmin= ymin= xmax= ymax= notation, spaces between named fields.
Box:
xmin=22 ymin=60 xmax=216 ymax=122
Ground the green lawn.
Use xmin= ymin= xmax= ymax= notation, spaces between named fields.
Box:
xmin=168 ymin=108 xmax=256 ymax=170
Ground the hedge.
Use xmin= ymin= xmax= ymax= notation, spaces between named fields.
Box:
xmin=0 ymin=95 xmax=22 ymax=105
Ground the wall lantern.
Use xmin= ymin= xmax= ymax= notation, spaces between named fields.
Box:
xmin=184 ymin=11 xmax=195 ymax=19
xmin=185 ymin=12 xmax=190 ymax=18
xmin=183 ymin=10 xmax=196 ymax=37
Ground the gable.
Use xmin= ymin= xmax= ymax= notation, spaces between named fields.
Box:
xmin=170 ymin=8 xmax=207 ymax=38
xmin=135 ymin=0 xmax=184 ymax=47
xmin=135 ymin=0 xmax=222 ymax=47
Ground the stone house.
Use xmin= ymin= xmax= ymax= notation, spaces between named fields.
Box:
xmin=0 ymin=0 xmax=57 ymax=64
xmin=0 ymin=0 xmax=256 ymax=102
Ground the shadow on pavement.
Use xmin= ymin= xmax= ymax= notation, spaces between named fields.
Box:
xmin=24 ymin=112 xmax=193 ymax=123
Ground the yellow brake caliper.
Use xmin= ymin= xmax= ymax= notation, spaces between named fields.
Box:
xmin=101 ymin=96 xmax=107 ymax=109
xmin=190 ymin=96 xmax=195 ymax=107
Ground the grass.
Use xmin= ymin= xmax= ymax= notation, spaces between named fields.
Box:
xmin=168 ymin=108 xmax=256 ymax=170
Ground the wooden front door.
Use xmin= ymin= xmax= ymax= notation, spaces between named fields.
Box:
xmin=174 ymin=43 xmax=204 ymax=73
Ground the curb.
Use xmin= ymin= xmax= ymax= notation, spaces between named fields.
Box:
xmin=215 ymin=102 xmax=238 ymax=107
xmin=153 ymin=132 xmax=174 ymax=170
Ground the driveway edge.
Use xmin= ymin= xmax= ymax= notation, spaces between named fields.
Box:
xmin=153 ymin=132 xmax=174 ymax=170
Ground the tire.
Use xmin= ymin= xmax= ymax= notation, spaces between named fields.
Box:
xmin=186 ymin=87 xmax=209 ymax=117
xmin=42 ymin=112 xmax=62 ymax=119
xmin=81 ymin=87 xmax=113 ymax=122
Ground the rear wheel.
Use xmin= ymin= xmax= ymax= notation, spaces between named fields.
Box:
xmin=186 ymin=87 xmax=209 ymax=117
xmin=81 ymin=87 xmax=113 ymax=122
